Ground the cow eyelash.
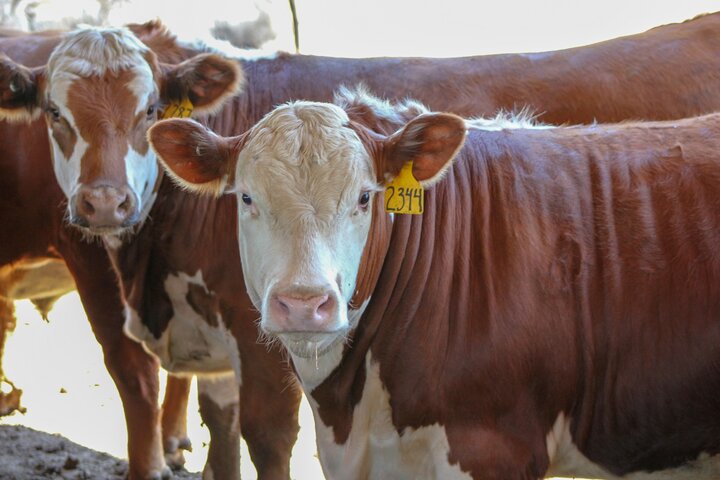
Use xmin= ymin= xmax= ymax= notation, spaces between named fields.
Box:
xmin=359 ymin=191 xmax=371 ymax=209
xmin=46 ymin=106 xmax=60 ymax=121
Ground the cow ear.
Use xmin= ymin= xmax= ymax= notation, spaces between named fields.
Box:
xmin=160 ymin=54 xmax=244 ymax=116
xmin=0 ymin=54 xmax=44 ymax=122
xmin=148 ymin=118 xmax=245 ymax=196
xmin=382 ymin=113 xmax=466 ymax=187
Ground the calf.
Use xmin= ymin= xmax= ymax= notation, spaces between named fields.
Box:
xmin=152 ymin=92 xmax=720 ymax=479
xmin=0 ymin=24 xmax=246 ymax=479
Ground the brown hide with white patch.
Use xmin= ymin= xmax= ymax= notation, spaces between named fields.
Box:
xmin=0 ymin=26 xmax=242 ymax=236
xmin=0 ymin=24 xmax=212 ymax=479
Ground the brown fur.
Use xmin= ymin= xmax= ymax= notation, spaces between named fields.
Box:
xmin=311 ymin=108 xmax=720 ymax=478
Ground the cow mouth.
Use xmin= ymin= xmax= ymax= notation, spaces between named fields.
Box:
xmin=68 ymin=216 xmax=140 ymax=239
xmin=274 ymin=331 xmax=348 ymax=358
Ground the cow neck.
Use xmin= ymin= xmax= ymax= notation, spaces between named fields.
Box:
xmin=349 ymin=195 xmax=392 ymax=310
xmin=308 ymin=141 xmax=492 ymax=447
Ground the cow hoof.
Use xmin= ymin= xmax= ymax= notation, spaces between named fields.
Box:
xmin=145 ymin=466 xmax=174 ymax=480
xmin=0 ymin=382 xmax=26 ymax=417
xmin=164 ymin=436 xmax=192 ymax=470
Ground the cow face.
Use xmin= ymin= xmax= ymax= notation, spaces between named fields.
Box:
xmin=149 ymin=102 xmax=466 ymax=358
xmin=0 ymin=27 xmax=242 ymax=237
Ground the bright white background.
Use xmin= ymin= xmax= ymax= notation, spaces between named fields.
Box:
xmin=3 ymin=1 xmax=720 ymax=478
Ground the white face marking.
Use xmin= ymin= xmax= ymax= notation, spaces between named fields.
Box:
xmin=546 ymin=413 xmax=720 ymax=479
xmin=122 ymin=270 xmax=240 ymax=378
xmin=47 ymin=77 xmax=87 ymax=199
xmin=125 ymin=142 xmax=160 ymax=222
xmin=233 ymin=103 xmax=378 ymax=358
xmin=307 ymin=354 xmax=471 ymax=479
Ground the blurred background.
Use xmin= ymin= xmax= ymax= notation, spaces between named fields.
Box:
xmin=2 ymin=0 xmax=720 ymax=478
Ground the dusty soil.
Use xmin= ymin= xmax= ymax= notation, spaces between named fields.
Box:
xmin=0 ymin=425 xmax=200 ymax=480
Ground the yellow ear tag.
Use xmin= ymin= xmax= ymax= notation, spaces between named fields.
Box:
xmin=162 ymin=97 xmax=194 ymax=119
xmin=384 ymin=161 xmax=424 ymax=214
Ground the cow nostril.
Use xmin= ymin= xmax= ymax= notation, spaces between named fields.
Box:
xmin=118 ymin=196 xmax=131 ymax=213
xmin=317 ymin=295 xmax=335 ymax=316
xmin=276 ymin=297 xmax=290 ymax=316
xmin=82 ymin=199 xmax=95 ymax=215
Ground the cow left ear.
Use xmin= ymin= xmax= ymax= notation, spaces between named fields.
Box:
xmin=382 ymin=113 xmax=467 ymax=187
xmin=148 ymin=118 xmax=246 ymax=196
xmin=160 ymin=53 xmax=244 ymax=116
xmin=0 ymin=54 xmax=45 ymax=123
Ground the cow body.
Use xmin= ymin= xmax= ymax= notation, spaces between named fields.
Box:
xmin=219 ymin=11 xmax=720 ymax=131
xmin=153 ymin=92 xmax=720 ymax=479
xmin=303 ymin=112 xmax=720 ymax=479
xmin=0 ymin=24 xmax=235 ymax=478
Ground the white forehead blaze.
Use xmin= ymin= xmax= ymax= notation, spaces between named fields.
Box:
xmin=234 ymin=102 xmax=377 ymax=317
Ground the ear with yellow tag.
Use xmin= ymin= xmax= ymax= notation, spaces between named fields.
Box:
xmin=380 ymin=113 xmax=466 ymax=212
xmin=162 ymin=97 xmax=194 ymax=119
xmin=384 ymin=161 xmax=424 ymax=214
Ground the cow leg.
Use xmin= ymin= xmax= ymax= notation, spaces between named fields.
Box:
xmin=197 ymin=374 xmax=241 ymax=480
xmin=239 ymin=366 xmax=301 ymax=480
xmin=161 ymin=374 xmax=193 ymax=470
xmin=61 ymin=246 xmax=171 ymax=480
xmin=0 ymin=295 xmax=24 ymax=417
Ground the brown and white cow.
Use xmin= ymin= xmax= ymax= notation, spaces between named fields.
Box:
xmin=152 ymin=91 xmax=720 ymax=479
xmin=0 ymin=24 xmax=249 ymax=479
xmin=5 ymin=11 xmax=720 ymax=479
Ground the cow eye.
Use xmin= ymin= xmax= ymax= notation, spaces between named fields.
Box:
xmin=359 ymin=191 xmax=370 ymax=207
xmin=146 ymin=104 xmax=156 ymax=118
xmin=47 ymin=106 xmax=60 ymax=121
xmin=241 ymin=193 xmax=252 ymax=206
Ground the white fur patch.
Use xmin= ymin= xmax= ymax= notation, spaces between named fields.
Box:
xmin=0 ymin=258 xmax=74 ymax=301
xmin=125 ymin=144 xmax=160 ymax=221
xmin=197 ymin=373 xmax=239 ymax=410
xmin=546 ymin=413 xmax=720 ymax=479
xmin=123 ymin=270 xmax=239 ymax=377
xmin=47 ymin=87 xmax=87 ymax=200
xmin=306 ymin=354 xmax=471 ymax=479
xmin=47 ymin=27 xmax=150 ymax=79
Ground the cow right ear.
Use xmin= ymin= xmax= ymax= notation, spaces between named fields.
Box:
xmin=0 ymin=54 xmax=44 ymax=122
xmin=381 ymin=113 xmax=467 ymax=187
xmin=148 ymin=118 xmax=246 ymax=196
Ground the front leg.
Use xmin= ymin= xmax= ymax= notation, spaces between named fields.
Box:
xmin=0 ymin=295 xmax=24 ymax=417
xmin=162 ymin=374 xmax=194 ymax=470
xmin=198 ymin=374 xmax=241 ymax=480
xmin=61 ymin=244 xmax=170 ymax=480
xmin=239 ymin=355 xmax=301 ymax=480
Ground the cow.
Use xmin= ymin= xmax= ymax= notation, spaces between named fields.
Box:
xmin=150 ymin=88 xmax=720 ymax=479
xmin=0 ymin=24 xmax=251 ymax=479
xmin=4 ymin=11 xmax=720 ymax=479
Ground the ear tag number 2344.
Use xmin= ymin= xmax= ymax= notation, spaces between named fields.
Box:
xmin=384 ymin=162 xmax=424 ymax=214
xmin=162 ymin=97 xmax=194 ymax=119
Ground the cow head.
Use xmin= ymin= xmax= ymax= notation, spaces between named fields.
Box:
xmin=149 ymin=101 xmax=466 ymax=357
xmin=0 ymin=27 xmax=242 ymax=237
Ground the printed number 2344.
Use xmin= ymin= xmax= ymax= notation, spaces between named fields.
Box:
xmin=385 ymin=186 xmax=423 ymax=213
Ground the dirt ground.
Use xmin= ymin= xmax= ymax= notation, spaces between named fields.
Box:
xmin=0 ymin=424 xmax=200 ymax=480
